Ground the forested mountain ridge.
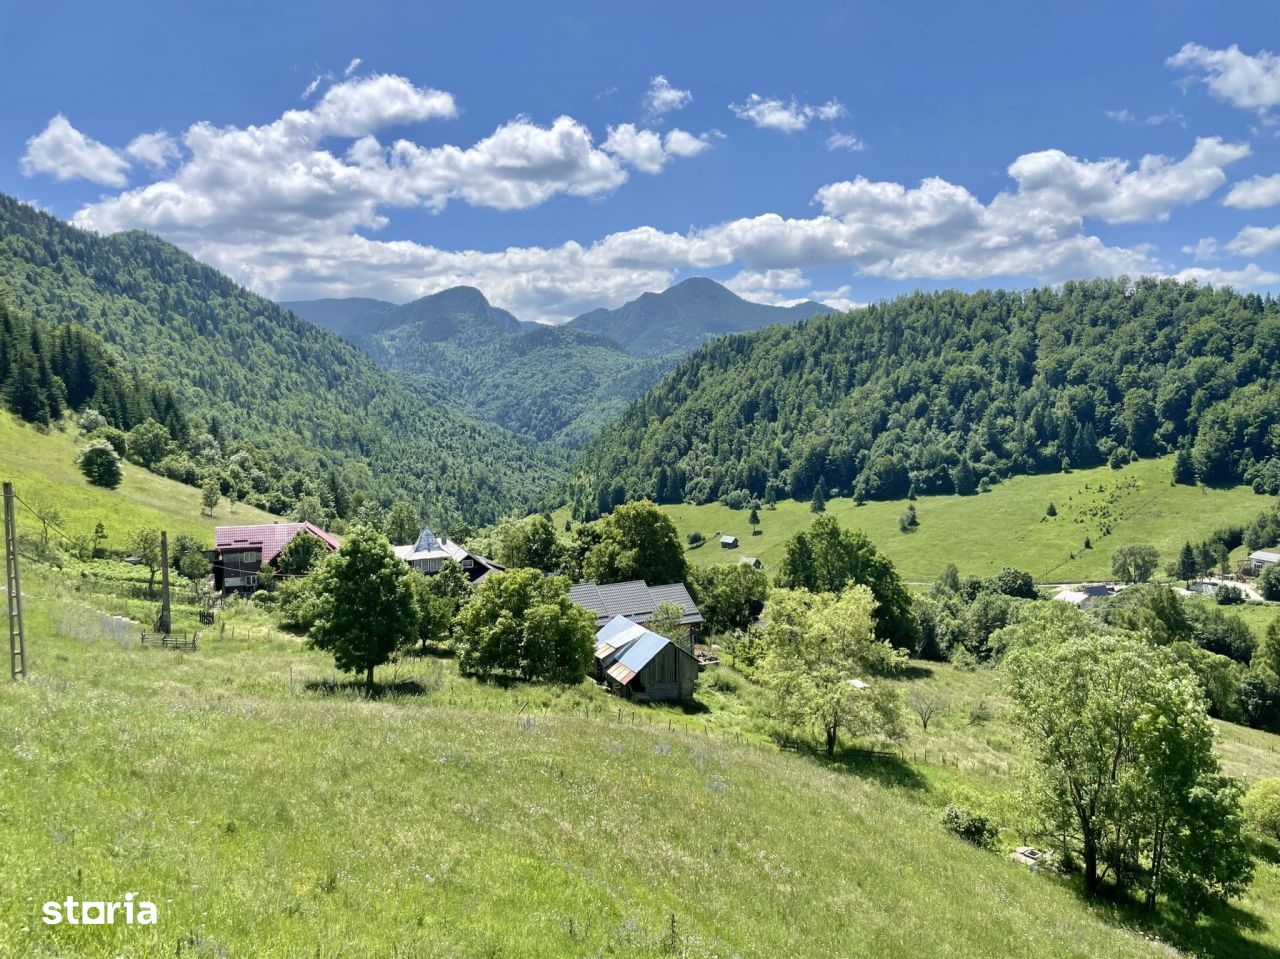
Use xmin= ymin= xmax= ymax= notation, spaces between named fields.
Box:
xmin=0 ymin=193 xmax=561 ymax=525
xmin=287 ymin=286 xmax=672 ymax=445
xmin=567 ymin=279 xmax=1280 ymax=517
xmin=567 ymin=276 xmax=837 ymax=357
xmin=285 ymin=278 xmax=836 ymax=446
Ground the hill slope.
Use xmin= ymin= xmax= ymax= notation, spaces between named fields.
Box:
xmin=657 ymin=454 xmax=1272 ymax=582
xmin=2 ymin=588 xmax=1217 ymax=959
xmin=568 ymin=280 xmax=1280 ymax=515
xmin=568 ymin=276 xmax=836 ymax=357
xmin=0 ymin=194 xmax=561 ymax=525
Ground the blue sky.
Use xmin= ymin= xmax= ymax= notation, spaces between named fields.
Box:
xmin=3 ymin=1 xmax=1279 ymax=321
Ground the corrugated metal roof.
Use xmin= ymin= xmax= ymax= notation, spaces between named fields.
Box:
xmin=1249 ymin=550 xmax=1280 ymax=563
xmin=593 ymin=616 xmax=695 ymax=683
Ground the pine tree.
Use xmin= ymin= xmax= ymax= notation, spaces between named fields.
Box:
xmin=1176 ymin=541 xmax=1198 ymax=582
xmin=749 ymin=505 xmax=761 ymax=534
xmin=1173 ymin=446 xmax=1196 ymax=485
xmin=810 ymin=480 xmax=827 ymax=513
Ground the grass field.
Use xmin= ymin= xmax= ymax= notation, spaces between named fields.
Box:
xmin=3 ymin=562 xmax=1280 ymax=958
xmin=664 ymin=456 xmax=1274 ymax=582
xmin=0 ymin=413 xmax=276 ymax=550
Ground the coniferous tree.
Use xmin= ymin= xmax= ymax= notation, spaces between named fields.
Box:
xmin=810 ymin=481 xmax=827 ymax=513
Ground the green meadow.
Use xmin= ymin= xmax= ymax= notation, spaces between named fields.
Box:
xmin=0 ymin=414 xmax=275 ymax=549
xmin=664 ymin=455 xmax=1272 ymax=582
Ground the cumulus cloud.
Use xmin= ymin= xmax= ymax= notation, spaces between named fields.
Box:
xmin=1003 ymin=137 xmax=1249 ymax=223
xmin=1224 ymin=172 xmax=1280 ymax=208
xmin=125 ymin=131 xmax=180 ymax=169
xmin=20 ymin=115 xmax=131 ymax=186
xmin=644 ymin=75 xmax=692 ymax=117
xmin=1167 ymin=43 xmax=1280 ymax=113
xmin=1225 ymin=224 xmax=1280 ymax=257
xmin=1171 ymin=262 xmax=1280 ymax=287
xmin=54 ymin=79 xmax=1263 ymax=321
xmin=730 ymin=94 xmax=846 ymax=132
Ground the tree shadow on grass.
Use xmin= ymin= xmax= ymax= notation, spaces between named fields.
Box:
xmin=303 ymin=678 xmax=432 ymax=699
xmin=1065 ymin=876 xmax=1277 ymax=959
xmin=826 ymin=745 xmax=930 ymax=791
xmin=900 ymin=663 xmax=937 ymax=681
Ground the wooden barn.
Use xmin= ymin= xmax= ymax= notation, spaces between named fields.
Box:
xmin=594 ymin=616 xmax=698 ymax=702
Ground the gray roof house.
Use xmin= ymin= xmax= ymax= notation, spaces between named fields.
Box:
xmin=594 ymin=616 xmax=698 ymax=701
xmin=569 ymin=580 xmax=704 ymax=629
xmin=719 ymin=534 xmax=739 ymax=548
xmin=394 ymin=525 xmax=504 ymax=583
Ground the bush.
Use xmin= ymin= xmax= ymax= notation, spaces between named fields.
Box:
xmin=77 ymin=440 xmax=122 ymax=489
xmin=1216 ymin=583 xmax=1246 ymax=606
xmin=1243 ymin=778 xmax=1280 ymax=840
xmin=1260 ymin=564 xmax=1280 ymax=602
xmin=686 ymin=531 xmax=705 ymax=548
xmin=941 ymin=805 xmax=997 ymax=849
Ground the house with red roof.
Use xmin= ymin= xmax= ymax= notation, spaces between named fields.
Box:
xmin=212 ymin=522 xmax=340 ymax=593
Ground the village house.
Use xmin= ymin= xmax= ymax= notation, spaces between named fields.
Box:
xmin=569 ymin=580 xmax=704 ymax=631
xmin=213 ymin=522 xmax=340 ymax=593
xmin=720 ymin=534 xmax=739 ymax=548
xmin=738 ymin=555 xmax=763 ymax=569
xmin=1246 ymin=549 xmax=1280 ymax=577
xmin=394 ymin=525 xmax=504 ymax=583
xmin=593 ymin=615 xmax=699 ymax=702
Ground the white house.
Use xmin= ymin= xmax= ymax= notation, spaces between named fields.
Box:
xmin=1247 ymin=550 xmax=1280 ymax=577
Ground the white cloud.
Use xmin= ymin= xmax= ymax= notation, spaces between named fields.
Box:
xmin=1182 ymin=237 xmax=1220 ymax=261
xmin=20 ymin=115 xmax=131 ymax=187
xmin=730 ymin=94 xmax=846 ymax=132
xmin=1225 ymin=224 xmax=1280 ymax=257
xmin=1224 ymin=173 xmax=1280 ymax=208
xmin=301 ymin=76 xmax=322 ymax=99
xmin=723 ymin=267 xmax=811 ymax=305
xmin=125 ymin=131 xmax=180 ymax=169
xmin=826 ymin=132 xmax=866 ymax=152
xmin=1003 ymin=137 xmax=1249 ymax=223
xmin=809 ymin=285 xmax=863 ymax=312
xmin=344 ymin=57 xmax=363 ymax=78
xmin=60 ymin=84 xmax=1265 ymax=321
xmin=644 ymin=75 xmax=692 ymax=117
xmin=1171 ymin=263 xmax=1280 ymax=287
xmin=1167 ymin=43 xmax=1280 ymax=113
xmin=1106 ymin=109 xmax=1134 ymax=123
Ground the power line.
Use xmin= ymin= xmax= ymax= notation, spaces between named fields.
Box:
xmin=11 ymin=491 xmax=81 ymax=550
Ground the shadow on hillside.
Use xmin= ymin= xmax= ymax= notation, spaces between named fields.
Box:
xmin=826 ymin=745 xmax=929 ymax=791
xmin=303 ymin=678 xmax=431 ymax=699
xmin=1067 ymin=879 xmax=1276 ymax=959
xmin=900 ymin=663 xmax=937 ymax=681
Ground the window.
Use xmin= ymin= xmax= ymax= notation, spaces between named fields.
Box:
xmin=461 ymin=558 xmax=474 ymax=569
xmin=234 ymin=550 xmax=260 ymax=564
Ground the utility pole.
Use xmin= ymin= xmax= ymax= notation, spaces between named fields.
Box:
xmin=155 ymin=530 xmax=172 ymax=636
xmin=3 ymin=482 xmax=25 ymax=679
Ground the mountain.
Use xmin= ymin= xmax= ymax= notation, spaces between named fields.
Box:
xmin=567 ymin=276 xmax=837 ymax=357
xmin=566 ymin=279 xmax=1280 ymax=517
xmin=0 ymin=193 xmax=562 ymax=526
xmin=286 ymin=287 xmax=674 ymax=446
xmin=284 ymin=278 xmax=838 ymax=446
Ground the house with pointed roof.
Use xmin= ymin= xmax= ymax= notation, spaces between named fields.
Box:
xmin=393 ymin=524 xmax=504 ymax=583
xmin=594 ymin=616 xmax=698 ymax=701
xmin=213 ymin=522 xmax=340 ymax=593
xmin=569 ymin=580 xmax=704 ymax=630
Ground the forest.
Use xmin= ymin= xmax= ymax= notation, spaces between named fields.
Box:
xmin=0 ymin=194 xmax=562 ymax=526
xmin=568 ymin=279 xmax=1280 ymax=517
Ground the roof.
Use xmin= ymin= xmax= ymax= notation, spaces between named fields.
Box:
xmin=720 ymin=534 xmax=738 ymax=544
xmin=570 ymin=580 xmax=704 ymax=628
xmin=1249 ymin=550 xmax=1280 ymax=563
xmin=394 ymin=524 xmax=475 ymax=564
xmin=594 ymin=616 xmax=696 ymax=685
xmin=1053 ymin=589 xmax=1090 ymax=607
xmin=214 ymin=522 xmax=340 ymax=566
xmin=738 ymin=556 xmax=761 ymax=567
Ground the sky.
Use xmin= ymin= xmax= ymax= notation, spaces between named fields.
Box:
xmin=2 ymin=1 xmax=1279 ymax=322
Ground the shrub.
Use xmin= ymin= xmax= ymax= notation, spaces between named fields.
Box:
xmin=686 ymin=531 xmax=705 ymax=548
xmin=77 ymin=440 xmax=122 ymax=489
xmin=1244 ymin=778 xmax=1280 ymax=840
xmin=703 ymin=667 xmax=745 ymax=694
xmin=1215 ymin=583 xmax=1245 ymax=606
xmin=1260 ymin=564 xmax=1280 ymax=602
xmin=941 ymin=805 xmax=997 ymax=849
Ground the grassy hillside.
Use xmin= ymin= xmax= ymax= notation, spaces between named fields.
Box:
xmin=8 ymin=569 xmax=1271 ymax=959
xmin=0 ymin=412 xmax=274 ymax=547
xmin=662 ymin=455 xmax=1273 ymax=582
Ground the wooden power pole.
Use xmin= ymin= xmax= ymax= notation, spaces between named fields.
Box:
xmin=3 ymin=482 xmax=25 ymax=679
xmin=156 ymin=530 xmax=172 ymax=636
